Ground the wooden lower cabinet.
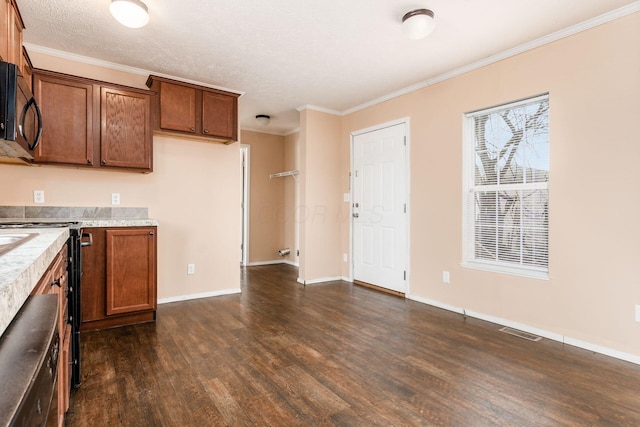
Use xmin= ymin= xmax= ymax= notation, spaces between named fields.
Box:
xmin=81 ymin=227 xmax=157 ymax=331
xmin=31 ymin=243 xmax=70 ymax=427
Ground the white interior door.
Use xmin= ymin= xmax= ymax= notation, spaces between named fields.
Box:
xmin=352 ymin=123 xmax=407 ymax=293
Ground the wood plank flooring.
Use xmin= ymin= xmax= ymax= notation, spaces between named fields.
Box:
xmin=66 ymin=264 xmax=640 ymax=426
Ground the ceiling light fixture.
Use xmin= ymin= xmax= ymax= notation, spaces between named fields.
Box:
xmin=402 ymin=9 xmax=435 ymax=40
xmin=255 ymin=114 xmax=271 ymax=126
xmin=110 ymin=0 xmax=150 ymax=29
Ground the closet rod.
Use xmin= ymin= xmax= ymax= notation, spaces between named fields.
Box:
xmin=269 ymin=170 xmax=300 ymax=179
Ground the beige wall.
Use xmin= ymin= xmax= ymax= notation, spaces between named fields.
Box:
xmin=340 ymin=13 xmax=640 ymax=358
xmin=240 ymin=130 xmax=285 ymax=263
xmin=299 ymin=109 xmax=343 ymax=282
xmin=6 ymin=12 xmax=638 ymax=359
xmin=0 ymin=52 xmax=241 ymax=300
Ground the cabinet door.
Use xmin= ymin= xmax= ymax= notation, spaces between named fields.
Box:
xmin=106 ymin=228 xmax=156 ymax=316
xmin=100 ymin=87 xmax=152 ymax=170
xmin=81 ymin=228 xmax=106 ymax=323
xmin=32 ymin=73 xmax=95 ymax=165
xmin=0 ymin=0 xmax=9 ymax=62
xmin=8 ymin=0 xmax=22 ymax=68
xmin=60 ymin=325 xmax=71 ymax=415
xmin=21 ymin=48 xmax=32 ymax=91
xmin=159 ymin=81 xmax=196 ymax=133
xmin=202 ymin=90 xmax=238 ymax=140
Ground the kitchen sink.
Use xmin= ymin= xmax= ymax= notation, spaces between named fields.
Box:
xmin=0 ymin=233 xmax=37 ymax=257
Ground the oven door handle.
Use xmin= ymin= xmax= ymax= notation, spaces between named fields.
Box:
xmin=80 ymin=232 xmax=93 ymax=247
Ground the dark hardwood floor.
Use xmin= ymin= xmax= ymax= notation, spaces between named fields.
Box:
xmin=66 ymin=264 xmax=640 ymax=426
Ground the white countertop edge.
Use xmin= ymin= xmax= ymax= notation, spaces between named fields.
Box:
xmin=0 ymin=228 xmax=69 ymax=337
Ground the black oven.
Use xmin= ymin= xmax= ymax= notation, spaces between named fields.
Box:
xmin=0 ymin=61 xmax=42 ymax=159
xmin=0 ymin=221 xmax=86 ymax=388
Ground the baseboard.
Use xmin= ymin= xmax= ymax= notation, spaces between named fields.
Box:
xmin=246 ymin=260 xmax=299 ymax=267
xmin=158 ymin=288 xmax=241 ymax=304
xmin=297 ymin=276 xmax=343 ymax=285
xmin=246 ymin=260 xmax=284 ymax=266
xmin=407 ymin=294 xmax=640 ymax=366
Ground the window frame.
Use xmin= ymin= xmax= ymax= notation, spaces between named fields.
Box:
xmin=462 ymin=94 xmax=550 ymax=280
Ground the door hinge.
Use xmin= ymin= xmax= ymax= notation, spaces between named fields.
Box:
xmin=355 ymin=170 xmax=358 ymax=178
xmin=404 ymin=270 xmax=407 ymax=280
xmin=404 ymin=203 xmax=407 ymax=213
xmin=404 ymin=136 xmax=407 ymax=146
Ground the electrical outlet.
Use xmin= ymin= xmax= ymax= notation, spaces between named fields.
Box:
xmin=33 ymin=190 xmax=45 ymax=204
xmin=635 ymin=305 xmax=640 ymax=323
xmin=442 ymin=271 xmax=450 ymax=284
xmin=187 ymin=264 xmax=195 ymax=275
xmin=343 ymin=253 xmax=348 ymax=262
xmin=111 ymin=193 xmax=120 ymax=205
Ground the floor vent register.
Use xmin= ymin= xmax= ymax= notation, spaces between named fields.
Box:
xmin=499 ymin=326 xmax=542 ymax=342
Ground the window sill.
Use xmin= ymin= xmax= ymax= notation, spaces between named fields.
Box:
xmin=461 ymin=261 xmax=550 ymax=280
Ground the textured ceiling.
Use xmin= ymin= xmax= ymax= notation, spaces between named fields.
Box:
xmin=16 ymin=0 xmax=640 ymax=135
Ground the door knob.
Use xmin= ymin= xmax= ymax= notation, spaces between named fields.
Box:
xmin=353 ymin=213 xmax=359 ymax=218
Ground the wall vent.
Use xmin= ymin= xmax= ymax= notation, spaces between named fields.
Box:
xmin=499 ymin=327 xmax=542 ymax=342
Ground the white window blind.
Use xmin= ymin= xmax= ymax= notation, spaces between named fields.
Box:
xmin=462 ymin=94 xmax=549 ymax=279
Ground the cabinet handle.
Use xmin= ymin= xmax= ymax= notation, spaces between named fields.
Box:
xmin=81 ymin=232 xmax=93 ymax=247
xmin=101 ymin=159 xmax=106 ymax=165
xmin=149 ymin=231 xmax=155 ymax=236
xmin=203 ymin=129 xmax=209 ymax=134
xmin=51 ymin=278 xmax=61 ymax=288
xmin=87 ymin=158 xmax=92 ymax=164
xmin=190 ymin=127 xmax=195 ymax=132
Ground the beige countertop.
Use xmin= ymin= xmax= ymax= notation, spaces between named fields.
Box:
xmin=0 ymin=227 xmax=69 ymax=337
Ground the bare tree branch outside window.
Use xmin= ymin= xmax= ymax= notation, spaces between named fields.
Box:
xmin=471 ymin=97 xmax=549 ymax=269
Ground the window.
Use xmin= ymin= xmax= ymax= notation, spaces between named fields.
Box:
xmin=462 ymin=94 xmax=549 ymax=279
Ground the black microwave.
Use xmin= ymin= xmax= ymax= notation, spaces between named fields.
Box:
xmin=0 ymin=61 xmax=42 ymax=159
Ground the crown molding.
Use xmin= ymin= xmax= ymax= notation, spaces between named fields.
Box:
xmin=284 ymin=127 xmax=301 ymax=136
xmin=241 ymin=127 xmax=288 ymax=136
xmin=23 ymin=43 xmax=245 ymax=96
xmin=342 ymin=2 xmax=640 ymax=116
xmin=296 ymin=104 xmax=342 ymax=116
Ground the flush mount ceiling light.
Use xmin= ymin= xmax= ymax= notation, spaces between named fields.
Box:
xmin=402 ymin=9 xmax=435 ymax=40
xmin=110 ymin=0 xmax=150 ymax=28
xmin=255 ymin=114 xmax=271 ymax=126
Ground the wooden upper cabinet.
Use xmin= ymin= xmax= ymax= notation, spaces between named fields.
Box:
xmin=159 ymin=81 xmax=197 ymax=133
xmin=32 ymin=72 xmax=94 ymax=166
xmin=1 ymin=0 xmax=24 ymax=65
xmin=202 ymin=90 xmax=237 ymax=140
xmin=0 ymin=0 xmax=9 ymax=62
xmin=146 ymin=75 xmax=239 ymax=144
xmin=32 ymin=69 xmax=153 ymax=172
xmin=21 ymin=47 xmax=32 ymax=91
xmin=8 ymin=0 xmax=23 ymax=68
xmin=101 ymin=87 xmax=152 ymax=170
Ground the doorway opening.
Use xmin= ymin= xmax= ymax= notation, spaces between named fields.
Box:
xmin=241 ymin=144 xmax=250 ymax=266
